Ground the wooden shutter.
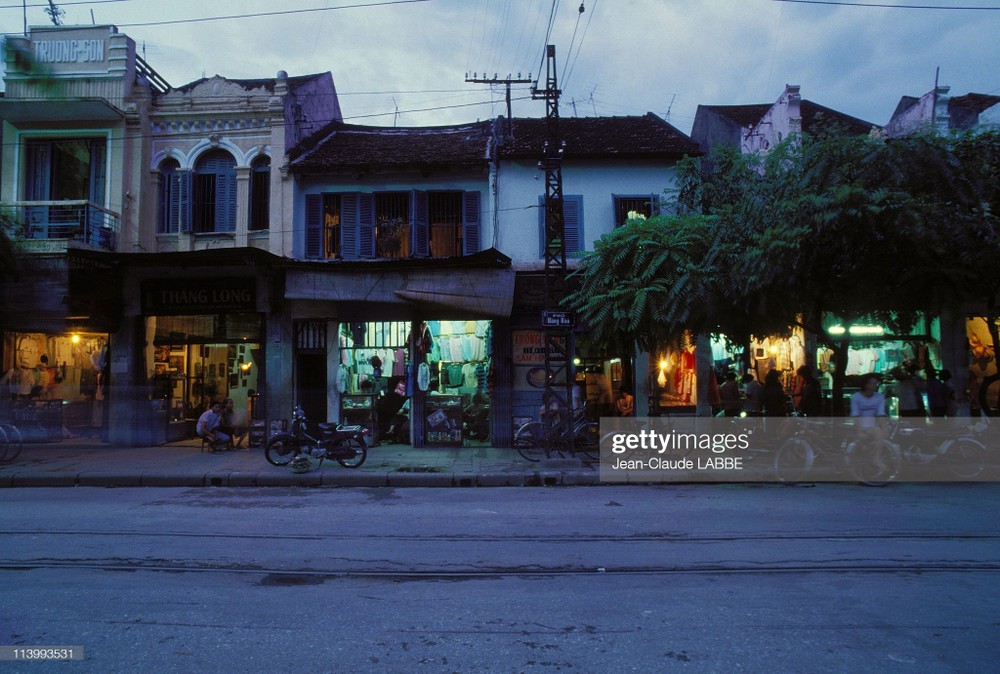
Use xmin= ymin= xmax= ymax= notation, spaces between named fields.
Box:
xmin=178 ymin=171 xmax=193 ymax=233
xmin=341 ymin=193 xmax=359 ymax=260
xmin=564 ymin=195 xmax=582 ymax=253
xmin=358 ymin=193 xmax=375 ymax=258
xmin=538 ymin=194 xmax=582 ymax=257
xmin=462 ymin=190 xmax=481 ymax=255
xmin=26 ymin=142 xmax=50 ymax=200
xmin=216 ymin=172 xmax=237 ymax=232
xmin=305 ymin=194 xmax=323 ymax=258
xmin=412 ymin=190 xmax=429 ymax=257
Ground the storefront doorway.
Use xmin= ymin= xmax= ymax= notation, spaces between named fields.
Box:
xmin=1 ymin=330 xmax=109 ymax=440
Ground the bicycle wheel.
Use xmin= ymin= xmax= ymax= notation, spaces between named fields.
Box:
xmin=335 ymin=437 xmax=368 ymax=468
xmin=0 ymin=423 xmax=22 ymax=463
xmin=574 ymin=422 xmax=600 ymax=460
xmin=773 ymin=436 xmax=814 ymax=484
xmin=265 ymin=433 xmax=302 ymax=466
xmin=514 ymin=422 xmax=546 ymax=462
xmin=847 ymin=439 xmax=901 ymax=486
xmin=943 ymin=438 xmax=986 ymax=479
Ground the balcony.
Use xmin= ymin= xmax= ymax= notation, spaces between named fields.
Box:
xmin=5 ymin=201 xmax=120 ymax=251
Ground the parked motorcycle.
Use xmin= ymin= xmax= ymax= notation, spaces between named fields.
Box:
xmin=265 ymin=405 xmax=367 ymax=469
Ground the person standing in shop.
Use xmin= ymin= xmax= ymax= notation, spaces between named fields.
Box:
xmin=794 ymin=366 xmax=823 ymax=417
xmin=762 ymin=370 xmax=788 ymax=417
xmin=718 ymin=371 xmax=742 ymax=417
xmin=742 ymin=373 xmax=764 ymax=416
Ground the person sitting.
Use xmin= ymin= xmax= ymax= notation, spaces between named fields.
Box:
xmin=197 ymin=401 xmax=230 ymax=451
xmin=615 ymin=387 xmax=635 ymax=417
xmin=384 ymin=398 xmax=410 ymax=444
xmin=217 ymin=397 xmax=245 ymax=447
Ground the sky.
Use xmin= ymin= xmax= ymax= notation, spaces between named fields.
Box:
xmin=3 ymin=0 xmax=1000 ymax=135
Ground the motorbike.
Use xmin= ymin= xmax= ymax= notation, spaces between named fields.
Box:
xmin=264 ymin=405 xmax=368 ymax=469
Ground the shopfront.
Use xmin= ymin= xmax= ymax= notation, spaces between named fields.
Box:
xmin=140 ymin=277 xmax=264 ymax=443
xmin=0 ymin=330 xmax=109 ymax=440
xmin=335 ymin=320 xmax=494 ymax=447
xmin=283 ymin=250 xmax=513 ymax=448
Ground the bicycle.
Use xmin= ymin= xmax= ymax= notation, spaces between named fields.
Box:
xmin=0 ymin=421 xmax=24 ymax=463
xmin=514 ymin=406 xmax=599 ymax=462
xmin=772 ymin=418 xmax=900 ymax=486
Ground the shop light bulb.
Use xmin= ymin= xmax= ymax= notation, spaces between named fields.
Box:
xmin=71 ymin=334 xmax=81 ymax=344
xmin=848 ymin=325 xmax=884 ymax=336
xmin=659 ymin=359 xmax=668 ymax=370
xmin=828 ymin=325 xmax=846 ymax=335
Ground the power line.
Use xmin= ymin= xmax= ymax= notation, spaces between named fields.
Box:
xmin=113 ymin=0 xmax=431 ymax=28
xmin=772 ymin=0 xmax=1000 ymax=9
xmin=0 ymin=0 xmax=130 ymax=8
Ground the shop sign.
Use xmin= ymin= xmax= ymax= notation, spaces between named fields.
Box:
xmin=34 ymin=39 xmax=105 ymax=64
xmin=512 ymin=330 xmax=566 ymax=365
xmin=141 ymin=278 xmax=256 ymax=315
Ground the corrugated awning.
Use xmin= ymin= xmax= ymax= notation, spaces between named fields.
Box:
xmin=0 ymin=98 xmax=123 ymax=123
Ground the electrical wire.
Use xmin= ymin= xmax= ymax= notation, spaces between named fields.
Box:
xmin=113 ymin=0 xmax=431 ymax=28
xmin=772 ymin=0 xmax=1000 ymax=9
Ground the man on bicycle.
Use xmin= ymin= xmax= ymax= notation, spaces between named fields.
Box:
xmin=850 ymin=374 xmax=888 ymax=439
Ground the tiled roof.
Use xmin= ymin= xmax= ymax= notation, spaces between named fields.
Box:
xmin=289 ymin=120 xmax=494 ymax=172
xmin=799 ymin=100 xmax=877 ymax=135
xmin=949 ymin=93 xmax=1000 ymax=114
xmin=171 ymin=73 xmax=328 ymax=94
xmin=700 ymin=101 xmax=876 ymax=135
xmin=697 ymin=104 xmax=773 ymax=129
xmin=498 ymin=112 xmax=700 ymax=158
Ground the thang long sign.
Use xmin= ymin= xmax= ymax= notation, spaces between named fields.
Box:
xmin=141 ymin=278 xmax=256 ymax=315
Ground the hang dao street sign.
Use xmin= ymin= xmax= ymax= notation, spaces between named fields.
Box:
xmin=541 ymin=310 xmax=575 ymax=329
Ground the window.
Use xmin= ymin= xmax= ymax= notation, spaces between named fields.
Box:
xmin=25 ymin=138 xmax=107 ymax=204
xmin=321 ymin=194 xmax=341 ymax=258
xmin=157 ymin=158 xmax=183 ymax=234
xmin=428 ymin=191 xmax=463 ymax=257
xmin=305 ymin=190 xmax=481 ymax=260
xmin=249 ymin=156 xmax=270 ymax=231
xmin=375 ymin=192 xmax=410 ymax=258
xmin=538 ymin=195 xmax=583 ymax=257
xmin=613 ymin=194 xmax=658 ymax=227
xmin=192 ymin=150 xmax=237 ymax=234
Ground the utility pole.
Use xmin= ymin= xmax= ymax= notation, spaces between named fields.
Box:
xmin=532 ymin=44 xmax=575 ymax=455
xmin=464 ymin=72 xmax=533 ymax=139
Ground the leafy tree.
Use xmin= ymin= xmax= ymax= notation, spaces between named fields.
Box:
xmin=569 ymin=129 xmax=991 ymax=414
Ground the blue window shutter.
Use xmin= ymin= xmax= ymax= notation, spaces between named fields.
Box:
xmin=412 ymin=190 xmax=428 ymax=257
xmin=216 ymin=172 xmax=237 ymax=232
xmin=564 ymin=195 xmax=582 ymax=253
xmin=462 ymin=190 xmax=481 ymax=255
xmin=179 ymin=171 xmax=193 ymax=233
xmin=159 ymin=169 xmax=181 ymax=234
xmin=89 ymin=140 xmax=107 ymax=206
xmin=358 ymin=193 xmax=375 ymax=258
xmin=539 ymin=195 xmax=581 ymax=257
xmin=537 ymin=195 xmax=545 ymax=258
xmin=341 ymin=193 xmax=360 ymax=260
xmin=26 ymin=143 xmax=50 ymax=200
xmin=650 ymin=192 xmax=659 ymax=216
xmin=305 ymin=194 xmax=322 ymax=258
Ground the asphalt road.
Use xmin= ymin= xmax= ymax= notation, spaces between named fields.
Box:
xmin=1 ymin=483 xmax=998 ymax=673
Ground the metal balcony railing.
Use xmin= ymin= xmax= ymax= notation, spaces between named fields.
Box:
xmin=6 ymin=201 xmax=120 ymax=251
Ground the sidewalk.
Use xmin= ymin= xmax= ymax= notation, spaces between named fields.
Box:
xmin=0 ymin=438 xmax=602 ymax=488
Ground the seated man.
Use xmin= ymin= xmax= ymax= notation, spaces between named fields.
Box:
xmin=197 ymin=401 xmax=230 ymax=450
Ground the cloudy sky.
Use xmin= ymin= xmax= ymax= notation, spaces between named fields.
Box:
xmin=4 ymin=0 xmax=999 ymax=134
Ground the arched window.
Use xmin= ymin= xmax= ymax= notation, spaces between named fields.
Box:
xmin=193 ymin=150 xmax=237 ymax=234
xmin=157 ymin=158 xmax=182 ymax=234
xmin=249 ymin=155 xmax=270 ymax=231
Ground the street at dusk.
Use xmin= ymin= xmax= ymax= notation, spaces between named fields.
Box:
xmin=2 ymin=483 xmax=999 ymax=672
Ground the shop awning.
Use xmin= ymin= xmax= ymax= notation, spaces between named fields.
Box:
xmin=0 ymin=98 xmax=124 ymax=123
xmin=393 ymin=268 xmax=514 ymax=318
xmin=284 ymin=252 xmax=515 ymax=319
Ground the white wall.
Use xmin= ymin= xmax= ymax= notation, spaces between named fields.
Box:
xmin=494 ymin=158 xmax=681 ymax=266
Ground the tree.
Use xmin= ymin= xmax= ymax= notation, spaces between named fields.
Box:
xmin=569 ymin=129 xmax=970 ymax=414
